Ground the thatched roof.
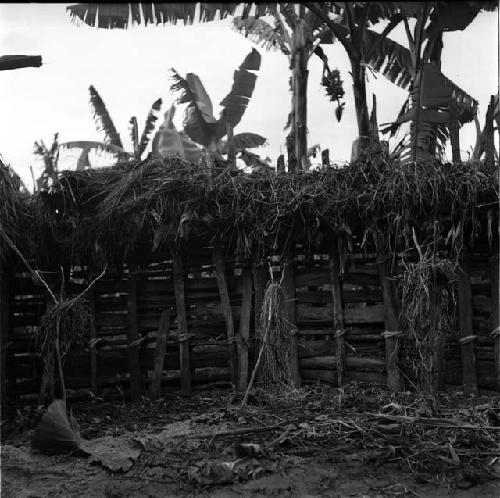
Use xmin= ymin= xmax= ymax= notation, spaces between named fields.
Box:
xmin=20 ymin=156 xmax=499 ymax=267
xmin=0 ymin=159 xmax=27 ymax=261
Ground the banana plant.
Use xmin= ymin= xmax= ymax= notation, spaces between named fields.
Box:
xmin=157 ymin=48 xmax=267 ymax=167
xmin=233 ymin=5 xmax=339 ymax=171
xmin=473 ymin=93 xmax=499 ymax=161
xmin=303 ymin=2 xmax=404 ymax=150
xmin=359 ymin=1 xmax=497 ymax=162
xmin=151 ymin=104 xmax=204 ymax=163
xmin=33 ymin=133 xmax=60 ymax=190
xmin=87 ymin=85 xmax=163 ymax=163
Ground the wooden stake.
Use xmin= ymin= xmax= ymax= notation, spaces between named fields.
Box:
xmin=456 ymin=260 xmax=479 ymax=396
xmin=328 ymin=236 xmax=346 ymax=386
xmin=171 ymin=246 xmax=191 ymax=394
xmin=238 ymin=268 xmax=253 ymax=391
xmin=321 ymin=149 xmax=330 ymax=167
xmin=0 ymin=257 xmax=8 ymax=406
xmin=127 ymin=267 xmax=141 ymax=401
xmin=281 ymin=251 xmax=301 ymax=387
xmin=88 ymin=279 xmax=98 ymax=395
xmin=376 ymin=238 xmax=402 ymax=392
xmin=226 ymin=123 xmax=236 ymax=167
xmin=213 ymin=246 xmax=237 ymax=386
xmin=252 ymin=262 xmax=267 ymax=365
xmin=490 ymin=248 xmax=500 ymax=390
xmin=449 ymin=98 xmax=461 ymax=163
xmin=485 ymin=95 xmax=495 ymax=168
xmin=277 ymin=154 xmax=285 ymax=173
xmin=150 ymin=308 xmax=171 ymax=399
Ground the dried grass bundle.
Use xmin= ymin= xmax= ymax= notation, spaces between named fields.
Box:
xmin=36 ymin=296 xmax=92 ymax=400
xmin=254 ymin=282 xmax=295 ymax=391
xmin=0 ymin=159 xmax=23 ymax=257
xmin=398 ymin=252 xmax=457 ymax=393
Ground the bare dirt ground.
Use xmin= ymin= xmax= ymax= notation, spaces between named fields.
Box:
xmin=2 ymin=384 xmax=500 ymax=497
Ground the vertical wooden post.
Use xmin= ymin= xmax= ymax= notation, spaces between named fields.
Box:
xmin=150 ymin=308 xmax=171 ymax=399
xmin=38 ymin=298 xmax=55 ymax=405
xmin=238 ymin=268 xmax=253 ymax=391
xmin=489 ymin=249 xmax=500 ymax=390
xmin=252 ymin=262 xmax=267 ymax=365
xmin=286 ymin=134 xmax=297 ymax=173
xmin=321 ymin=149 xmax=330 ymax=167
xmin=282 ymin=250 xmax=301 ymax=387
xmin=0 ymin=257 xmax=9 ymax=406
xmin=277 ymin=154 xmax=285 ymax=173
xmin=88 ymin=279 xmax=98 ymax=395
xmin=376 ymin=237 xmax=402 ymax=392
xmin=213 ymin=246 xmax=238 ymax=386
xmin=485 ymin=95 xmax=495 ymax=168
xmin=171 ymin=246 xmax=191 ymax=394
xmin=226 ymin=124 xmax=236 ymax=167
xmin=456 ymin=259 xmax=479 ymax=396
xmin=127 ymin=267 xmax=141 ymax=402
xmin=449 ymin=98 xmax=461 ymax=163
xmin=328 ymin=236 xmax=346 ymax=386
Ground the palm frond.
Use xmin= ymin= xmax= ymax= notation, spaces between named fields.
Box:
xmin=89 ymin=85 xmax=123 ymax=148
xmin=138 ymin=98 xmax=162 ymax=158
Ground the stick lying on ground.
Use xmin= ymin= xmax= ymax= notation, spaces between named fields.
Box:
xmin=366 ymin=413 xmax=500 ymax=431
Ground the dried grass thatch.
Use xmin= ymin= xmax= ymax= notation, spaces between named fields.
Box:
xmin=0 ymin=159 xmax=25 ymax=259
xmin=17 ymin=155 xmax=499 ymax=268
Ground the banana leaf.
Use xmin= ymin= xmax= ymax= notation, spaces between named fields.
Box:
xmin=217 ymin=48 xmax=261 ymax=139
xmin=390 ymin=63 xmax=477 ymax=162
xmin=129 ymin=116 xmax=139 ymax=158
xmin=139 ymin=97 xmax=162 ymax=158
xmin=89 ymin=85 xmax=123 ymax=148
xmin=363 ymin=29 xmax=413 ymax=90
xmin=170 ymin=69 xmax=217 ymax=147
xmin=219 ymin=132 xmax=267 ymax=154
xmin=67 ymin=3 xmax=279 ymax=29
xmin=60 ymin=140 xmax=126 ymax=156
xmin=233 ymin=16 xmax=290 ymax=55
xmin=152 ymin=104 xmax=203 ymax=163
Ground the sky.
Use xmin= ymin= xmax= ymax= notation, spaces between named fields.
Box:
xmin=0 ymin=3 xmax=498 ymax=190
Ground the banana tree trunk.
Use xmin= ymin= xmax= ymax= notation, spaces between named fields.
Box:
xmin=350 ymin=58 xmax=371 ymax=159
xmin=291 ymin=19 xmax=310 ymax=171
xmin=293 ymin=46 xmax=309 ymax=171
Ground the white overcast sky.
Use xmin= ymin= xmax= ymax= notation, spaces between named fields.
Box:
xmin=0 ymin=3 xmax=498 ymax=189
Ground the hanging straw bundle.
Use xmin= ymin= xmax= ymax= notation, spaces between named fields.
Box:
xmin=398 ymin=253 xmax=457 ymax=393
xmin=36 ymin=297 xmax=92 ymax=401
xmin=255 ymin=281 xmax=295 ymax=389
